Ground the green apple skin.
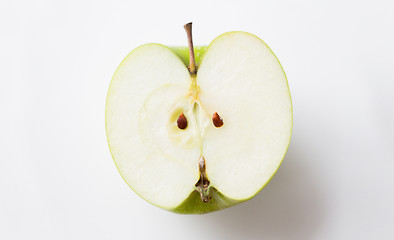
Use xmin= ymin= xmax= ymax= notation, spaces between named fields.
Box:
xmin=107 ymin=39 xmax=292 ymax=214
xmin=168 ymin=46 xmax=207 ymax=69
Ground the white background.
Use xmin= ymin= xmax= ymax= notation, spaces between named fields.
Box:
xmin=1 ymin=0 xmax=394 ymax=239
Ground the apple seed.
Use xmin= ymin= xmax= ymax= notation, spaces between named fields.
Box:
xmin=177 ymin=113 xmax=188 ymax=129
xmin=212 ymin=112 xmax=224 ymax=127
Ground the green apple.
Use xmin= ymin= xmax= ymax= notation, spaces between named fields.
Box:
xmin=106 ymin=23 xmax=292 ymax=214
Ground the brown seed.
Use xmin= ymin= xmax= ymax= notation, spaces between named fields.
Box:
xmin=177 ymin=113 xmax=188 ymax=129
xmin=212 ymin=112 xmax=224 ymax=127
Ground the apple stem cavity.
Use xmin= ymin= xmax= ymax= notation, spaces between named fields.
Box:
xmin=195 ymin=156 xmax=211 ymax=203
xmin=184 ymin=22 xmax=197 ymax=75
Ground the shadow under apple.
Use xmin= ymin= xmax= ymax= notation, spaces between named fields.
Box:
xmin=196 ymin=144 xmax=326 ymax=240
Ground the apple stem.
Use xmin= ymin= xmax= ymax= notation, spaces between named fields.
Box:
xmin=195 ymin=156 xmax=211 ymax=202
xmin=184 ymin=22 xmax=197 ymax=74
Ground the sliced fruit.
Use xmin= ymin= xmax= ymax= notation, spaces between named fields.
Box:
xmin=106 ymin=26 xmax=292 ymax=213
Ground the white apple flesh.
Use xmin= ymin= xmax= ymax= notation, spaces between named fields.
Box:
xmin=106 ymin=26 xmax=292 ymax=214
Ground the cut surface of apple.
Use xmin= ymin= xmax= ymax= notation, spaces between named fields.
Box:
xmin=106 ymin=28 xmax=292 ymax=214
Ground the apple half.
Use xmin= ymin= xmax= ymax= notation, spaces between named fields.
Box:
xmin=106 ymin=23 xmax=292 ymax=214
